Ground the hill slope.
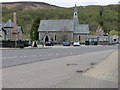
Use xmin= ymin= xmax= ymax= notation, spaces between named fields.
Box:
xmin=2 ymin=1 xmax=61 ymax=9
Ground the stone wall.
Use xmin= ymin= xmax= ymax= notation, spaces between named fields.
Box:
xmin=39 ymin=31 xmax=73 ymax=42
xmin=5 ymin=28 xmax=13 ymax=40
xmin=73 ymin=34 xmax=87 ymax=43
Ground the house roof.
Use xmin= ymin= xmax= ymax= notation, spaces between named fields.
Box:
xmin=38 ymin=20 xmax=74 ymax=32
xmin=16 ymin=26 xmax=22 ymax=32
xmin=4 ymin=19 xmax=13 ymax=28
xmin=2 ymin=19 xmax=22 ymax=32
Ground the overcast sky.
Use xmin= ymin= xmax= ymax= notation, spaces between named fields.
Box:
xmin=1 ymin=0 xmax=120 ymax=7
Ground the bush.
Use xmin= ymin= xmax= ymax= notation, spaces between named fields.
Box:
xmin=17 ymin=44 xmax=24 ymax=48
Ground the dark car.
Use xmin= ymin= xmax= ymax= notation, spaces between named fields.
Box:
xmin=63 ymin=42 xmax=71 ymax=46
xmin=45 ymin=41 xmax=54 ymax=46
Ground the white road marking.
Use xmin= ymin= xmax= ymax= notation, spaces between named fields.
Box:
xmin=3 ymin=56 xmax=18 ymax=59
xmin=31 ymin=55 xmax=37 ymax=57
xmin=2 ymin=57 xmax=7 ymax=59
xmin=55 ymin=54 xmax=59 ymax=55
xmin=19 ymin=56 xmax=24 ymax=58
xmin=63 ymin=53 xmax=69 ymax=55
xmin=8 ymin=57 xmax=12 ymax=59
xmin=13 ymin=56 xmax=17 ymax=58
xmin=47 ymin=54 xmax=53 ymax=56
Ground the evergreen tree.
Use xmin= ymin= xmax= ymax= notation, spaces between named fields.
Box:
xmin=30 ymin=17 xmax=40 ymax=40
xmin=99 ymin=7 xmax=104 ymax=27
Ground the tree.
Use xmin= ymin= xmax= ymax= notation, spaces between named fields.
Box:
xmin=99 ymin=7 xmax=104 ymax=27
xmin=109 ymin=30 xmax=119 ymax=36
xmin=30 ymin=17 xmax=40 ymax=40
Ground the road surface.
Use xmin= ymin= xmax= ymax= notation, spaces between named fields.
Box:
xmin=2 ymin=45 xmax=118 ymax=68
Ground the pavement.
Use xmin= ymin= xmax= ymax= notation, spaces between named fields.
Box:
xmin=2 ymin=49 xmax=118 ymax=88
xmin=56 ymin=50 xmax=118 ymax=88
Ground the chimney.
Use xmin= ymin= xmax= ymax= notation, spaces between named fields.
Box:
xmin=12 ymin=12 xmax=18 ymax=40
xmin=13 ymin=12 xmax=17 ymax=32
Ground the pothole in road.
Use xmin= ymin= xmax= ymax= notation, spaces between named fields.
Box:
xmin=76 ymin=70 xmax=84 ymax=73
xmin=90 ymin=62 xmax=97 ymax=66
xmin=76 ymin=66 xmax=94 ymax=74
xmin=66 ymin=63 xmax=78 ymax=66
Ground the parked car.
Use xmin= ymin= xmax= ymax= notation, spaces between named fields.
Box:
xmin=117 ymin=41 xmax=120 ymax=44
xmin=45 ymin=41 xmax=54 ymax=46
xmin=63 ymin=42 xmax=71 ymax=46
xmin=73 ymin=41 xmax=80 ymax=46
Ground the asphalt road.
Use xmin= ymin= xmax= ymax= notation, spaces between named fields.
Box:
xmin=2 ymin=45 xmax=118 ymax=68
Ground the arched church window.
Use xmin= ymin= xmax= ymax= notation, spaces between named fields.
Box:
xmin=79 ymin=36 xmax=81 ymax=41
xmin=51 ymin=38 xmax=53 ymax=41
xmin=66 ymin=35 xmax=67 ymax=40
xmin=55 ymin=35 xmax=56 ymax=41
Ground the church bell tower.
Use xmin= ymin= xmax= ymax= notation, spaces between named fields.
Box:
xmin=73 ymin=4 xmax=79 ymax=25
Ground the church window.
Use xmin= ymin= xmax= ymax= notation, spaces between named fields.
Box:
xmin=51 ymin=38 xmax=53 ymax=41
xmin=79 ymin=36 xmax=81 ymax=41
xmin=75 ymin=13 xmax=77 ymax=16
xmin=55 ymin=35 xmax=56 ymax=41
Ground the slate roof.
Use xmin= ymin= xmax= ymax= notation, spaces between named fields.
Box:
xmin=38 ymin=19 xmax=89 ymax=34
xmin=38 ymin=20 xmax=74 ymax=32
xmin=4 ymin=19 xmax=13 ymax=28
xmin=16 ymin=26 xmax=22 ymax=32
xmin=74 ymin=24 xmax=89 ymax=34
xmin=2 ymin=19 xmax=22 ymax=32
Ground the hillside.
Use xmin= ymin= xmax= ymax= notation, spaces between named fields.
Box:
xmin=2 ymin=2 xmax=61 ymax=9
xmin=2 ymin=2 xmax=119 ymax=39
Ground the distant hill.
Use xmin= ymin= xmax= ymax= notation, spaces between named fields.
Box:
xmin=2 ymin=1 xmax=61 ymax=9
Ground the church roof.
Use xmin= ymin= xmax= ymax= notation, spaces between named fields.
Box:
xmin=38 ymin=20 xmax=74 ymax=32
xmin=38 ymin=19 xmax=89 ymax=34
xmin=74 ymin=24 xmax=89 ymax=34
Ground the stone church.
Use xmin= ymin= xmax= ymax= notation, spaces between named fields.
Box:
xmin=38 ymin=5 xmax=89 ymax=43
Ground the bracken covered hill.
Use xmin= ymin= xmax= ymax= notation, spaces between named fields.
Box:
xmin=2 ymin=1 xmax=61 ymax=9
